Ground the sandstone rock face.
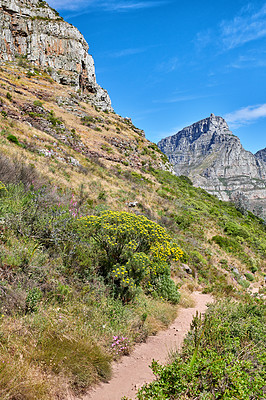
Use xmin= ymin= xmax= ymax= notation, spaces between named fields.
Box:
xmin=158 ymin=114 xmax=266 ymax=217
xmin=0 ymin=0 xmax=112 ymax=111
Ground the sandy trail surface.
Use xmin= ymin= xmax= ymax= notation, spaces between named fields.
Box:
xmin=80 ymin=292 xmax=212 ymax=400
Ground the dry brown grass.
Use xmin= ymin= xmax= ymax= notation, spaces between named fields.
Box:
xmin=178 ymin=289 xmax=196 ymax=308
xmin=0 ymin=62 xmax=163 ymax=206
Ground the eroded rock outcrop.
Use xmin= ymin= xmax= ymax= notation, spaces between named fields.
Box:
xmin=158 ymin=114 xmax=266 ymax=217
xmin=0 ymin=0 xmax=112 ymax=111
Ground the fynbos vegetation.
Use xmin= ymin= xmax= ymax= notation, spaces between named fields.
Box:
xmin=0 ymin=56 xmax=265 ymax=400
xmin=136 ymin=299 xmax=265 ymax=400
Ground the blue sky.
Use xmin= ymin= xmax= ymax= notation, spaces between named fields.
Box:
xmin=47 ymin=0 xmax=266 ymax=153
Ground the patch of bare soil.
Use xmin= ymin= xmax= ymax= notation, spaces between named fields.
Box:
xmin=77 ymin=292 xmax=212 ymax=400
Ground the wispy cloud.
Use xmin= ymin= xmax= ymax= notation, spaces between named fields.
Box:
xmin=109 ymin=47 xmax=149 ymax=58
xmin=195 ymin=29 xmax=213 ymax=51
xmin=229 ymin=55 xmax=266 ymax=69
xmin=224 ymin=103 xmax=266 ymax=128
xmin=47 ymin=0 xmax=168 ymax=12
xmin=153 ymin=93 xmax=213 ymax=104
xmin=156 ymin=57 xmax=179 ymax=73
xmin=220 ymin=3 xmax=266 ymax=49
xmin=196 ymin=3 xmax=266 ymax=53
xmin=103 ymin=1 xmax=168 ymax=12
xmin=227 ymin=48 xmax=266 ymax=69
xmin=47 ymin=0 xmax=89 ymax=10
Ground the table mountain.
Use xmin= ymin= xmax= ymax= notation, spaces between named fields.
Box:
xmin=0 ymin=0 xmax=112 ymax=111
xmin=158 ymin=114 xmax=266 ymax=218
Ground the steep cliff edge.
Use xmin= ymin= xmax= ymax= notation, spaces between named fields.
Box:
xmin=0 ymin=0 xmax=112 ymax=111
xmin=158 ymin=114 xmax=266 ymax=217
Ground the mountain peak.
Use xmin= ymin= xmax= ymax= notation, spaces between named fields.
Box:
xmin=191 ymin=114 xmax=230 ymax=136
xmin=158 ymin=115 xmax=266 ymax=217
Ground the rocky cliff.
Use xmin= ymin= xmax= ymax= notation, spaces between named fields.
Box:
xmin=158 ymin=114 xmax=266 ymax=217
xmin=255 ymin=147 xmax=266 ymax=163
xmin=0 ymin=0 xmax=112 ymax=111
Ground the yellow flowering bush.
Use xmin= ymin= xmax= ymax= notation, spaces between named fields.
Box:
xmin=0 ymin=181 xmax=7 ymax=192
xmin=79 ymin=211 xmax=183 ymax=302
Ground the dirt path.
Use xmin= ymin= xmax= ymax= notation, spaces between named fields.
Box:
xmin=80 ymin=292 xmax=212 ymax=400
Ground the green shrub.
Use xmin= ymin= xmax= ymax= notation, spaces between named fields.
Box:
xmin=6 ymin=92 xmax=12 ymax=101
xmin=47 ymin=110 xmax=61 ymax=126
xmin=156 ymin=189 xmax=174 ymax=200
xmin=174 ymin=213 xmax=193 ymax=229
xmin=245 ymin=272 xmax=255 ymax=282
xmin=78 ymin=211 xmax=183 ymax=302
xmin=238 ymin=278 xmax=250 ymax=288
xmin=179 ymin=175 xmax=193 ymax=185
xmin=251 ymin=265 xmax=258 ymax=273
xmin=81 ymin=115 xmax=95 ymax=125
xmin=98 ymin=191 xmax=106 ymax=200
xmin=212 ymin=235 xmax=241 ymax=252
xmin=154 ymin=275 xmax=180 ymax=304
xmin=0 ymin=181 xmax=7 ymax=192
xmin=7 ymin=134 xmax=19 ymax=145
xmin=26 ymin=70 xmax=35 ymax=78
xmin=224 ymin=221 xmax=249 ymax=239
xmin=26 ymin=287 xmax=43 ymax=313
xmin=33 ymin=100 xmax=43 ymax=108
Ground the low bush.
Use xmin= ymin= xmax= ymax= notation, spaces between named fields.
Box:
xmin=224 ymin=221 xmax=249 ymax=238
xmin=7 ymin=134 xmax=19 ymax=145
xmin=153 ymin=275 xmax=180 ymax=304
xmin=6 ymin=92 xmax=12 ymax=101
xmin=245 ymin=272 xmax=255 ymax=281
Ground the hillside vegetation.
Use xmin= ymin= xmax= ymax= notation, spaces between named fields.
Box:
xmin=0 ymin=61 xmax=265 ymax=399
xmin=135 ymin=298 xmax=265 ymax=400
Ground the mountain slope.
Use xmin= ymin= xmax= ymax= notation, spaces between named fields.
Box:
xmin=158 ymin=114 xmax=266 ymax=218
xmin=0 ymin=4 xmax=265 ymax=400
xmin=0 ymin=0 xmax=111 ymax=110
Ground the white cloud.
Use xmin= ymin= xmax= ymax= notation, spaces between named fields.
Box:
xmin=47 ymin=0 xmax=89 ymax=10
xmin=103 ymin=1 xmax=168 ymax=12
xmin=110 ymin=47 xmax=148 ymax=57
xmin=220 ymin=3 xmax=266 ymax=49
xmin=47 ymin=0 xmax=168 ymax=12
xmin=196 ymin=3 xmax=266 ymax=53
xmin=227 ymin=48 xmax=266 ymax=69
xmin=224 ymin=103 xmax=266 ymax=128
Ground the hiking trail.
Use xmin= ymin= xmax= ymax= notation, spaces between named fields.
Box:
xmin=80 ymin=292 xmax=212 ymax=400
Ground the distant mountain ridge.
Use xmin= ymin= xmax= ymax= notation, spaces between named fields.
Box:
xmin=158 ymin=114 xmax=266 ymax=218
xmin=0 ymin=0 xmax=112 ymax=111
xmin=255 ymin=147 xmax=266 ymax=163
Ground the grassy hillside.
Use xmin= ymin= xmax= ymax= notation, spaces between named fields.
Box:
xmin=0 ymin=61 xmax=265 ymax=399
